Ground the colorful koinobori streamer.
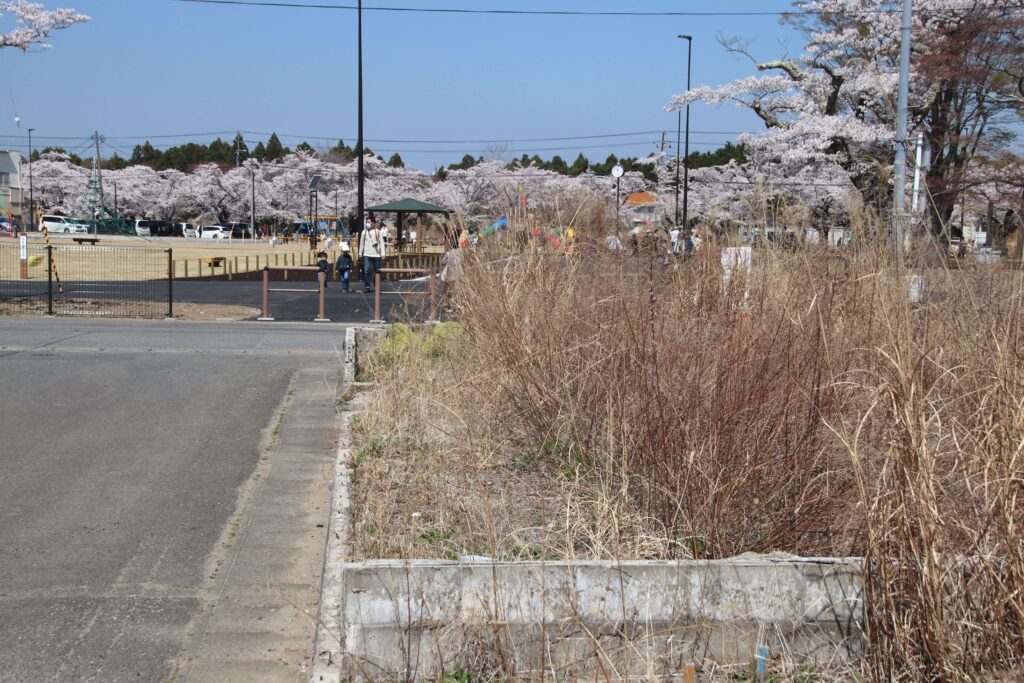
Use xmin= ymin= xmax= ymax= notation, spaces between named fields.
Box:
xmin=529 ymin=226 xmax=575 ymax=251
xmin=479 ymin=215 xmax=508 ymax=239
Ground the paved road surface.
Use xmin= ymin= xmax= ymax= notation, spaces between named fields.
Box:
xmin=2 ymin=279 xmax=432 ymax=323
xmin=0 ymin=318 xmax=346 ymax=681
xmin=172 ymin=280 xmax=431 ymax=322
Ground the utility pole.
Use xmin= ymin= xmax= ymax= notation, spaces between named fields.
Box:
xmin=680 ymin=35 xmax=693 ymax=233
xmin=892 ymin=0 xmax=912 ymax=262
xmin=90 ymin=131 xmax=105 ymax=235
xmin=676 ymin=34 xmax=693 ymax=228
xmin=250 ymin=166 xmax=256 ymax=238
xmin=27 ymin=128 xmax=34 ymax=233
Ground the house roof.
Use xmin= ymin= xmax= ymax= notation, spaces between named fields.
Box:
xmin=365 ymin=198 xmax=449 ymax=213
xmin=623 ymin=191 xmax=657 ymax=206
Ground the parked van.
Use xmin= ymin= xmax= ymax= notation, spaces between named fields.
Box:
xmin=134 ymin=219 xmax=154 ymax=237
xmin=198 ymin=225 xmax=229 ymax=240
xmin=41 ymin=215 xmax=88 ymax=234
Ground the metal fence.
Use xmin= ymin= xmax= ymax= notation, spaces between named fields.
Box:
xmin=0 ymin=242 xmax=172 ymax=318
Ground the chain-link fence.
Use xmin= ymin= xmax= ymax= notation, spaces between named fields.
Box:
xmin=0 ymin=242 xmax=172 ymax=318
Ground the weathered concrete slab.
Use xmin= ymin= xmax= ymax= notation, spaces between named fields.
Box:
xmin=340 ymin=556 xmax=864 ymax=680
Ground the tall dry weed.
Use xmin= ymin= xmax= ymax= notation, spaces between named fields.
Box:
xmin=353 ymin=221 xmax=1024 ymax=678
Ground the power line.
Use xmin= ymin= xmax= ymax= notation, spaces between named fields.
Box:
xmin=251 ymin=129 xmax=744 ymax=143
xmin=174 ymin=0 xmax=902 ymax=17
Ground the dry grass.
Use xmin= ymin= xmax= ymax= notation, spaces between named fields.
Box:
xmin=350 ymin=219 xmax=1024 ymax=680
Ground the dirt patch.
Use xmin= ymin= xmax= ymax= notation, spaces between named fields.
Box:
xmin=171 ymin=303 xmax=261 ymax=321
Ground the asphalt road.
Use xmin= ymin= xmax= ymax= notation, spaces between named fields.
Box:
xmin=0 ymin=318 xmax=347 ymax=681
xmin=2 ymin=279 xmax=432 ymax=323
xmin=172 ymin=279 xmax=432 ymax=322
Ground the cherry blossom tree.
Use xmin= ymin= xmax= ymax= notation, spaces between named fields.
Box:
xmin=0 ymin=1 xmax=88 ymax=51
xmin=30 ymin=151 xmax=86 ymax=212
xmin=672 ymin=0 xmax=1022 ymax=238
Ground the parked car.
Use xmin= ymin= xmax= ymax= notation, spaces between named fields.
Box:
xmin=179 ymin=222 xmax=196 ymax=238
xmin=149 ymin=220 xmax=178 ymax=237
xmin=134 ymin=219 xmax=155 ymax=237
xmin=41 ymin=215 xmax=88 ymax=234
xmin=198 ymin=225 xmax=229 ymax=240
xmin=222 ymin=222 xmax=252 ymax=239
xmin=0 ymin=218 xmax=11 ymax=237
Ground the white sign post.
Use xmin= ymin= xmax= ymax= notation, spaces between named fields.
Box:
xmin=721 ymin=246 xmax=753 ymax=307
xmin=19 ymin=234 xmax=27 ymax=280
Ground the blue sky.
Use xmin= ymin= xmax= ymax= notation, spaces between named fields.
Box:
xmin=0 ymin=0 xmax=804 ymax=170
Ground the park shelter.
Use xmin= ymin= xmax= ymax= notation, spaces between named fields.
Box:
xmin=365 ymin=199 xmax=450 ymax=249
xmin=623 ymin=191 xmax=657 ymax=207
xmin=622 ymin=191 xmax=662 ymax=228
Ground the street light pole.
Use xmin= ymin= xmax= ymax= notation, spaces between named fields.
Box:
xmin=677 ymin=34 xmax=693 ymax=231
xmin=356 ymin=0 xmax=364 ymax=242
xmin=27 ymin=128 xmax=34 ymax=233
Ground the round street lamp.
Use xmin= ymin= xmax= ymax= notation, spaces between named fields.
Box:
xmin=612 ymin=164 xmax=624 ymax=233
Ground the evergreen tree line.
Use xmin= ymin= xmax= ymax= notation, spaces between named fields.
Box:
xmin=444 ymin=141 xmax=746 ymax=182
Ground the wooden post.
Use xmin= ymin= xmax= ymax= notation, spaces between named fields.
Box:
xmin=428 ymin=270 xmax=437 ymax=322
xmin=167 ymin=249 xmax=174 ymax=318
xmin=184 ymin=260 xmax=189 ymax=279
xmin=315 ymin=271 xmax=329 ymax=322
xmin=373 ymin=270 xmax=382 ymax=322
xmin=258 ymin=267 xmax=273 ymax=321
xmin=234 ymin=256 xmax=239 ymax=275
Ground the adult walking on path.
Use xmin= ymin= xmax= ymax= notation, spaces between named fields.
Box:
xmin=359 ymin=221 xmax=385 ymax=293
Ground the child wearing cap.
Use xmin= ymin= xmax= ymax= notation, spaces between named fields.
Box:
xmin=335 ymin=242 xmax=354 ymax=293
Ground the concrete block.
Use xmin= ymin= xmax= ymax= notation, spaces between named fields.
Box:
xmin=338 ymin=556 xmax=865 ymax=680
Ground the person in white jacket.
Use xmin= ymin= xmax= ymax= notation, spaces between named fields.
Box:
xmin=359 ymin=221 xmax=385 ymax=292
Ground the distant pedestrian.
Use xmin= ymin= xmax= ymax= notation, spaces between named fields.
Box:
xmin=316 ymin=251 xmax=330 ymax=289
xmin=335 ymin=243 xmax=353 ymax=293
xmin=359 ymin=221 xmax=384 ymax=292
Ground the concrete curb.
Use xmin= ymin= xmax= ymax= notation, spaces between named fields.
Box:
xmin=310 ymin=408 xmax=359 ymax=683
xmin=310 ymin=325 xmax=362 ymax=683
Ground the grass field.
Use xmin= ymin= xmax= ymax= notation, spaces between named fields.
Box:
xmin=1 ymin=235 xmax=444 ymax=281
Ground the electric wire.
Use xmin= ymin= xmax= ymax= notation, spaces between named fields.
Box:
xmin=174 ymin=0 xmax=907 ymax=17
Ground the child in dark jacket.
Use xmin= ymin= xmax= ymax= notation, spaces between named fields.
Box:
xmin=316 ymin=251 xmax=330 ymax=289
xmin=335 ymin=244 xmax=354 ymax=292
